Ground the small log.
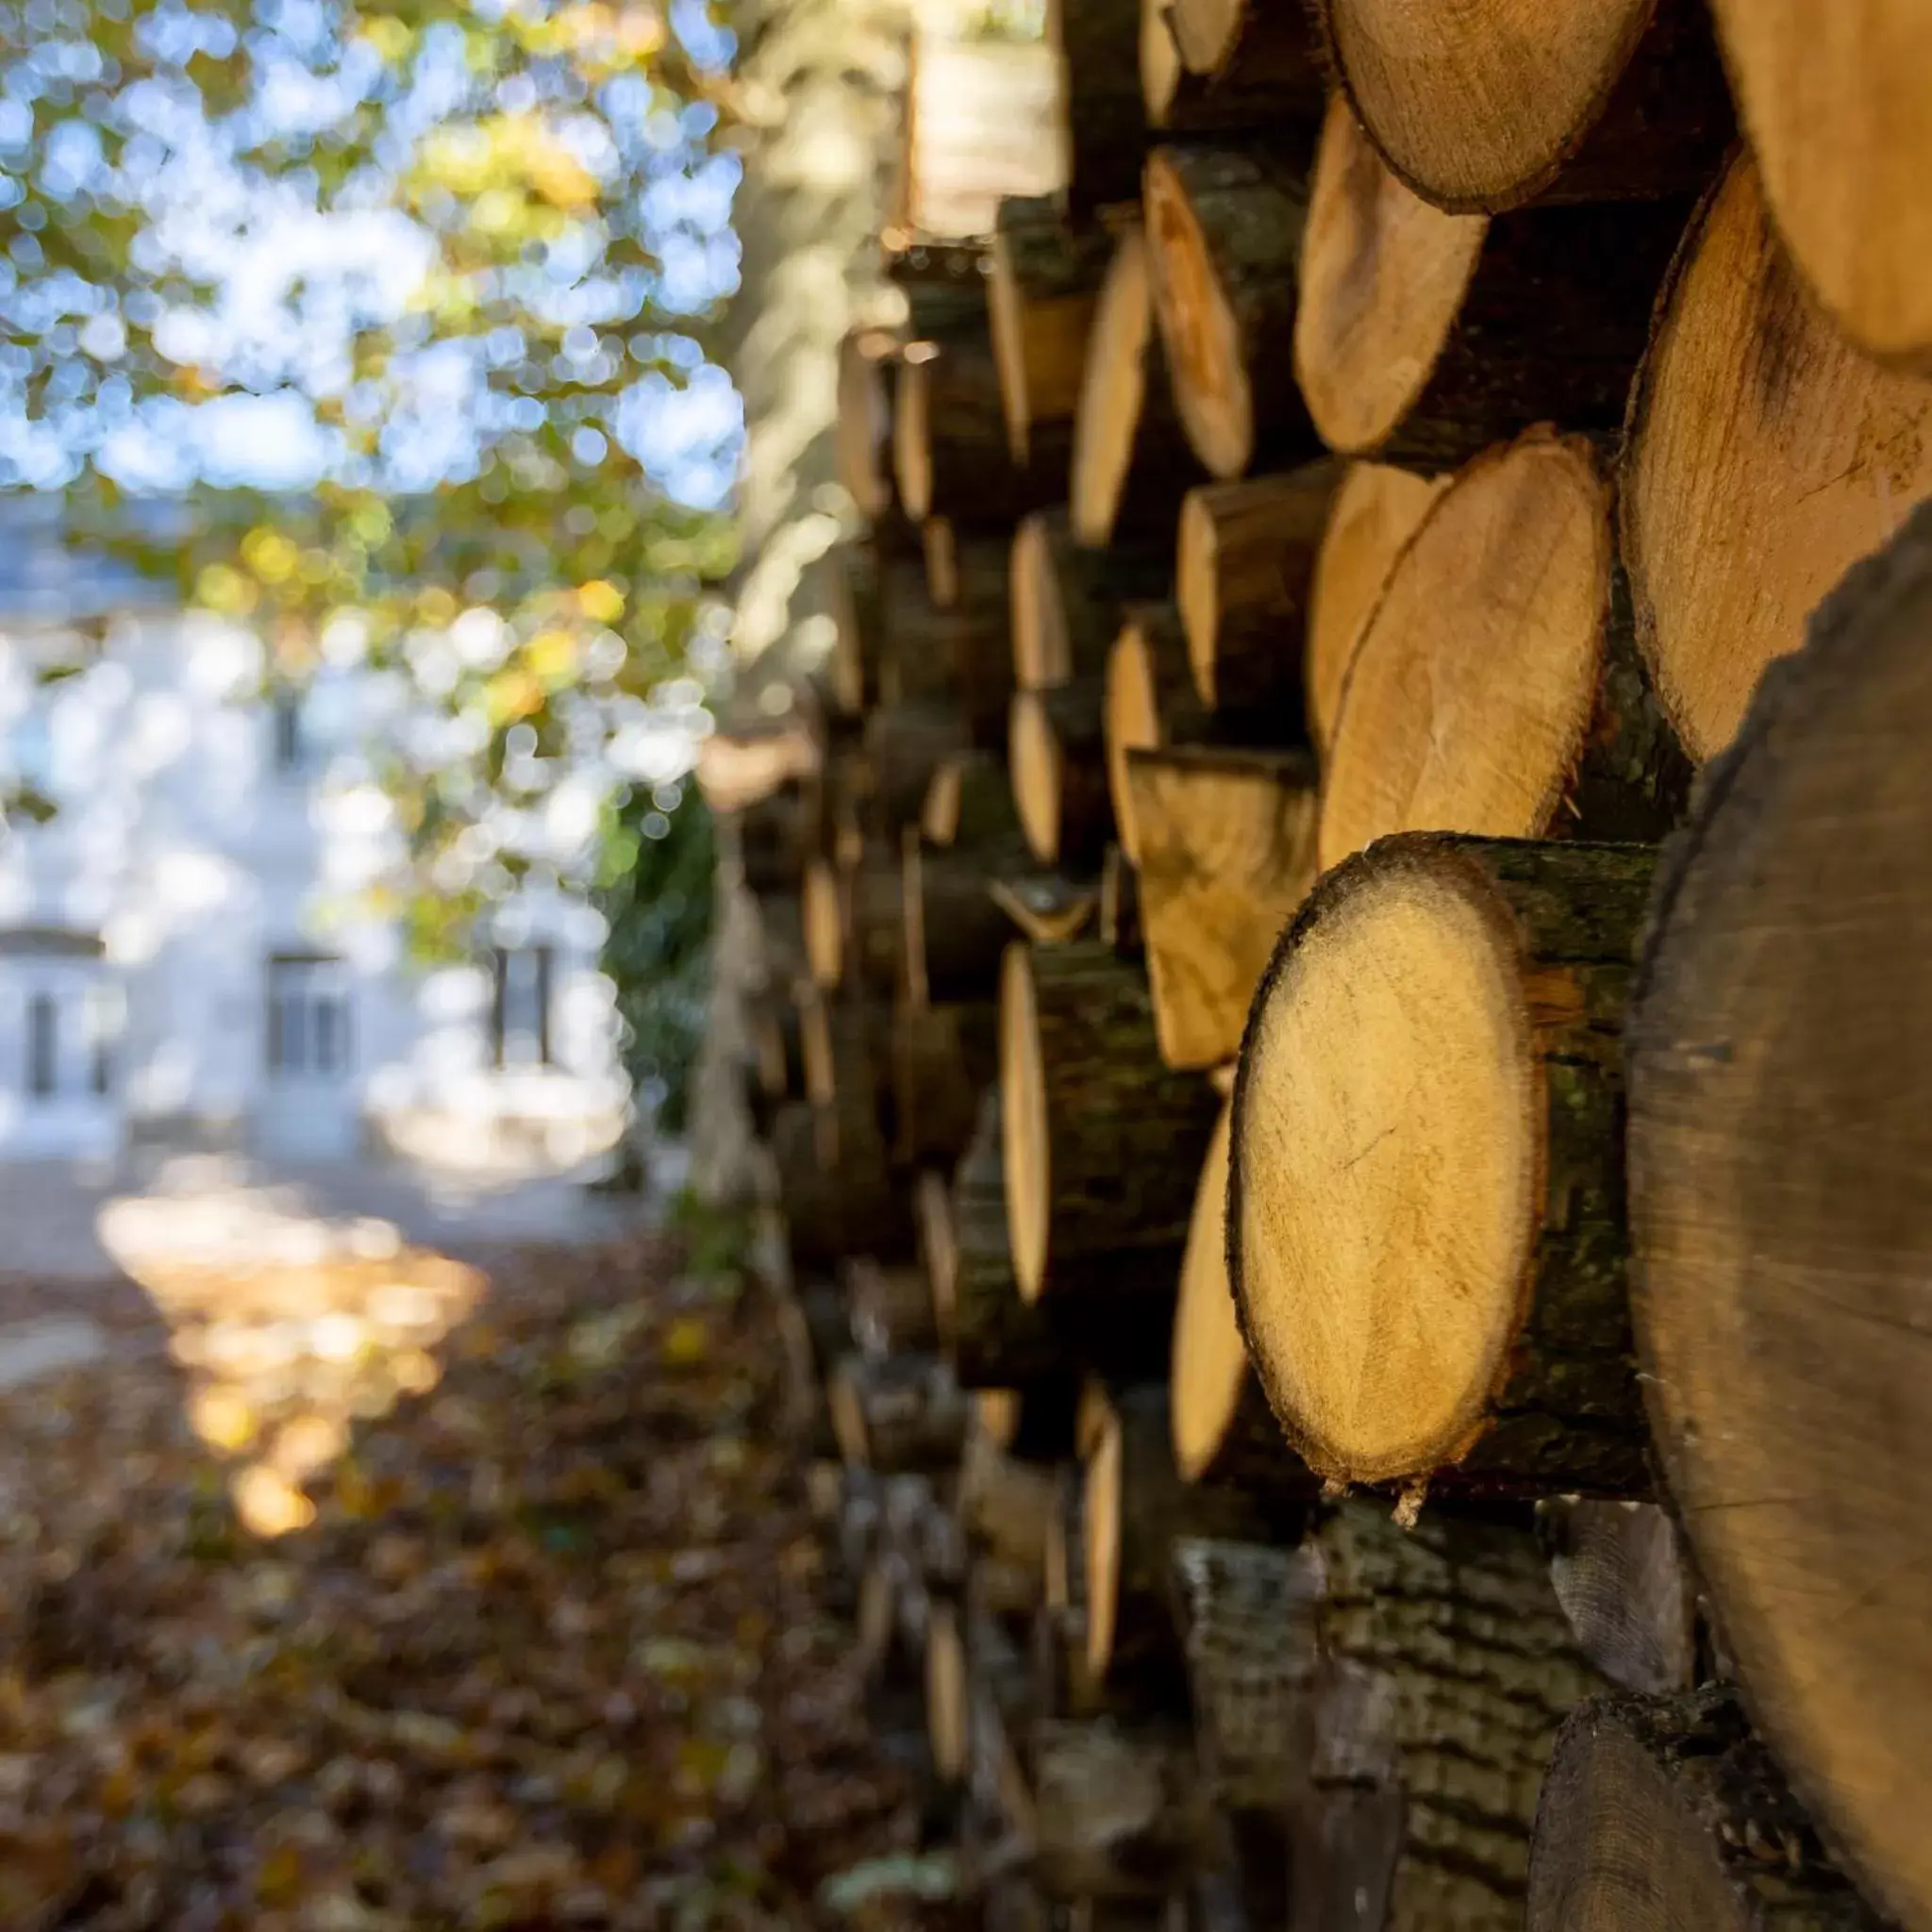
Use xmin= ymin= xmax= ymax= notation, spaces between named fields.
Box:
xmin=1171 ymin=1093 xmax=1310 ymax=1497
xmin=922 ymin=749 xmax=1022 ymax=851
xmin=1176 ymin=464 xmax=1343 ymax=724
xmin=1001 ymin=940 xmax=1222 ymax=1310
xmin=846 ymin=1256 xmax=943 ymax=1362
xmin=1050 ymin=0 xmax=1149 ymax=213
xmin=1142 ymin=0 xmax=1326 ymax=136
xmin=1709 ymin=1 xmax=1932 ymax=374
xmin=1294 ymin=96 xmax=1689 ymax=471
xmin=1311 ymin=0 xmax=1729 ymax=213
xmin=903 ymin=834 xmax=1017 ymax=1006
xmin=1622 ymin=150 xmax=1932 ymax=764
xmin=1125 ymin=746 xmax=1319 ymax=1070
xmin=802 ymin=845 xmax=904 ymax=995
xmin=1232 ymin=834 xmax=1657 ymax=1495
xmin=1011 ymin=677 xmax=1114 ymax=870
xmin=990 ymin=196 xmax=1113 ymax=465
xmin=1011 ymin=507 xmax=1170 ymax=693
xmin=1143 ymin=143 xmax=1314 ymax=480
xmin=772 ymin=1103 xmax=846 ymax=1273
xmin=1305 ymin=461 xmax=1444 ymax=755
xmin=1098 ymin=842 xmax=1140 ymax=953
xmin=1528 ymin=1688 xmax=1885 ymax=1931
xmin=1071 ymin=223 xmax=1210 ymax=547
xmin=746 ymin=994 xmax=803 ymax=1104
xmin=960 ymin=1424 xmax=1063 ymax=1583
xmin=891 ymin=996 xmax=996 ymax=1166
xmin=836 ymin=329 xmax=895 ymax=523
xmin=1292 ymin=1500 xmax=1608 ymax=1932
xmin=1104 ymin=604 xmax=1210 ymax=865
xmin=865 ymin=700 xmax=974 ymax=833
xmin=1318 ymin=426 xmax=1690 ymax=873
xmin=828 ymin=1354 xmax=970 ymax=1475
xmin=1624 ymin=498 xmax=1932 ymax=1930
xmin=926 ymin=1598 xmax=971 ymax=1783
xmin=1032 ymin=1718 xmax=1221 ymax=1900
xmin=1536 ymin=1499 xmax=1697 ymax=1696
xmin=916 ymin=1168 xmax=957 ymax=1340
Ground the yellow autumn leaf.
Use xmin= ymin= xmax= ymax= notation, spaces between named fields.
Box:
xmin=576 ymin=578 xmax=625 ymax=624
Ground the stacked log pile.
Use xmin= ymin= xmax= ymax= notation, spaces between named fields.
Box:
xmin=718 ymin=7 xmax=1932 ymax=1924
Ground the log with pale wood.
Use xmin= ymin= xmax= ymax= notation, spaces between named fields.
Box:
xmin=1174 ymin=463 xmax=1341 ymax=725
xmin=1143 ymin=143 xmax=1313 ymax=480
xmin=902 ymin=832 xmax=1021 ymax=1006
xmin=890 ymin=997 xmax=994 ymax=1167
xmin=1310 ymin=0 xmax=1729 ymax=213
xmin=1232 ymin=833 xmax=1657 ymax=1496
xmin=1626 ymin=501 xmax=1932 ymax=1932
xmin=1103 ymin=604 xmax=1208 ymax=864
xmin=1536 ymin=1499 xmax=1697 ymax=1697
xmin=1010 ymin=676 xmax=1113 ymax=871
xmin=864 ymin=699 xmax=972 ymax=834
xmin=1048 ymin=0 xmax=1149 ymax=213
xmin=1140 ymin=0 xmax=1326 ymax=137
xmin=1125 ymin=745 xmax=1318 ymax=1071
xmin=1291 ymin=1500 xmax=1608 ymax=1932
xmin=989 ymin=196 xmax=1111 ymax=467
xmin=802 ymin=844 xmax=903 ymax=995
xmin=1707 ymin=0 xmax=1932 ymax=374
xmin=1001 ymin=940 xmax=1222 ymax=1317
xmin=1622 ymin=151 xmax=1932 ymax=765
xmin=1305 ymin=461 xmax=1443 ymax=755
xmin=1010 ymin=506 xmax=1167 ymax=693
xmin=921 ymin=749 xmax=1021 ymax=851
xmin=1527 ymin=1689 xmax=1884 ymax=1931
xmin=1318 ymin=425 xmax=1688 ymax=874
xmin=1294 ymin=96 xmax=1688 ymax=471
xmin=836 ymin=328 xmax=895 ymax=525
xmin=1071 ymin=223 xmax=1209 ymax=547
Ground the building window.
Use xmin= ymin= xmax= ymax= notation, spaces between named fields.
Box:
xmin=266 ymin=955 xmax=353 ymax=1079
xmin=491 ymin=945 xmax=553 ymax=1068
xmin=25 ymin=992 xmax=56 ymax=1100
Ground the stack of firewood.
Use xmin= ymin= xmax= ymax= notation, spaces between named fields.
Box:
xmin=729 ymin=2 xmax=1932 ymax=1925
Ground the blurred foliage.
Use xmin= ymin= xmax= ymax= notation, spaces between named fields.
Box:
xmin=0 ymin=0 xmax=740 ymax=943
xmin=593 ymin=781 xmax=712 ymax=1134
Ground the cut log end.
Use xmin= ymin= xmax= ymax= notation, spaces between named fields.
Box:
xmin=1171 ymin=1096 xmax=1244 ymax=1483
xmin=893 ymin=352 xmax=936 ymax=522
xmin=1105 ymin=619 xmax=1164 ymax=865
xmin=926 ymin=1600 xmax=970 ymax=1782
xmin=917 ymin=1168 xmax=958 ymax=1341
xmin=1081 ymin=1400 xmax=1123 ymax=1679
xmin=1010 ymin=510 xmax=1061 ymax=692
xmin=1139 ymin=0 xmax=1183 ymax=125
xmin=999 ymin=941 xmax=1050 ymax=1303
xmin=1143 ymin=148 xmax=1255 ymax=481
xmin=1318 ymin=426 xmax=1610 ymax=873
xmin=1294 ymin=96 xmax=1487 ymax=459
xmin=803 ymin=859 xmax=844 ymax=991
xmin=1307 ymin=461 xmax=1444 ymax=755
xmin=1072 ymin=227 xmax=1156 ymax=547
xmin=1010 ymin=691 xmax=1067 ymax=865
xmin=1174 ymin=488 xmax=1224 ymax=708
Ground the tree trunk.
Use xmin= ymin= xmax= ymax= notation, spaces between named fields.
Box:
xmin=1624 ymin=497 xmax=1932 ymax=1932
xmin=1536 ymin=1499 xmax=1698 ymax=1696
xmin=1233 ymin=833 xmax=1657 ymax=1495
xmin=1011 ymin=676 xmax=1115 ymax=870
xmin=1049 ymin=0 xmax=1149 ymax=213
xmin=1317 ymin=426 xmax=1690 ymax=874
xmin=1306 ymin=461 xmax=1445 ymax=756
xmin=1295 ymin=96 xmax=1690 ymax=471
xmin=828 ymin=1353 xmax=970 ymax=1475
xmin=1104 ymin=603 xmax=1211 ymax=865
xmin=1072 ymin=224 xmax=1210 ymax=547
xmin=1001 ymin=940 xmax=1223 ymax=1309
xmin=1176 ymin=464 xmax=1343 ymax=724
xmin=1311 ymin=0 xmax=1731 ymax=213
xmin=1125 ymin=746 xmax=1319 ymax=1070
xmin=1291 ymin=1500 xmax=1609 ymax=1932
xmin=990 ymin=196 xmax=1113 ymax=467
xmin=1012 ymin=507 xmax=1169 ymax=692
xmin=1621 ymin=151 xmax=1932 ymax=766
xmin=891 ymin=996 xmax=995 ymax=1166
xmin=1528 ymin=1689 xmax=1885 ymax=1931
xmin=1144 ymin=143 xmax=1316 ymax=479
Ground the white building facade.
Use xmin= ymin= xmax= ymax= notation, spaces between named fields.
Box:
xmin=0 ymin=507 xmax=628 ymax=1174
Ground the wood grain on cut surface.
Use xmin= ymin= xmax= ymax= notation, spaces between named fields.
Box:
xmin=1623 ymin=152 xmax=1932 ymax=764
xmin=1126 ymin=745 xmax=1318 ymax=1070
xmin=1627 ymin=500 xmax=1932 ymax=1930
xmin=1105 ymin=604 xmax=1207 ymax=863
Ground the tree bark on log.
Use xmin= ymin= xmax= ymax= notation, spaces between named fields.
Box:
xmin=1176 ymin=464 xmax=1342 ymax=726
xmin=1104 ymin=603 xmax=1210 ymax=865
xmin=1311 ymin=0 xmax=1730 ymax=213
xmin=1621 ymin=150 xmax=1932 ymax=765
xmin=1625 ymin=498 xmax=1932 ymax=1932
xmin=1292 ymin=1500 xmax=1609 ymax=1932
xmin=1318 ymin=426 xmax=1690 ymax=874
xmin=990 ymin=195 xmax=1113 ymax=465
xmin=1144 ymin=0 xmax=1327 ymax=137
xmin=1099 ymin=841 xmax=1140 ymax=953
xmin=1049 ymin=0 xmax=1150 ymax=214
xmin=1012 ymin=507 xmax=1169 ymax=693
xmin=891 ymin=996 xmax=995 ymax=1167
xmin=1306 ymin=461 xmax=1444 ymax=756
xmin=1528 ymin=1689 xmax=1885 ymax=1931
xmin=1295 ymin=96 xmax=1690 ymax=471
xmin=1233 ymin=834 xmax=1657 ymax=1495
xmin=922 ymin=749 xmax=1024 ymax=851
xmin=1001 ymin=941 xmax=1222 ymax=1311
xmin=1536 ymin=1499 xmax=1698 ymax=1697
xmin=865 ymin=700 xmax=974 ymax=834
xmin=1072 ymin=224 xmax=1210 ymax=547
xmin=804 ymin=844 xmax=906 ymax=995
xmin=903 ymin=834 xmax=1021 ymax=1006
xmin=1125 ymin=746 xmax=1319 ymax=1071
xmin=1144 ymin=143 xmax=1316 ymax=479
xmin=1011 ymin=676 xmax=1115 ymax=870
